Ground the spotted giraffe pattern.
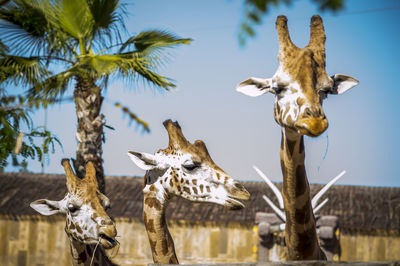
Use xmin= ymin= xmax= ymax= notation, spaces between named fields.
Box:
xmin=30 ymin=160 xmax=118 ymax=266
xmin=128 ymin=120 xmax=250 ymax=264
xmin=279 ymin=129 xmax=325 ymax=260
xmin=237 ymin=15 xmax=358 ymax=260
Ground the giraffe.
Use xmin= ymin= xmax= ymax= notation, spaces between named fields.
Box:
xmin=128 ymin=119 xmax=250 ymax=264
xmin=30 ymin=159 xmax=118 ymax=266
xmin=236 ymin=15 xmax=358 ymax=260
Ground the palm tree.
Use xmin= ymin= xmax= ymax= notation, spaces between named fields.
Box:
xmin=0 ymin=0 xmax=191 ymax=192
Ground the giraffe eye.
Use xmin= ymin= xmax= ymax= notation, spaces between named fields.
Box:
xmin=67 ymin=204 xmax=78 ymax=213
xmin=318 ymin=87 xmax=330 ymax=100
xmin=274 ymin=85 xmax=286 ymax=94
xmin=183 ymin=163 xmax=200 ymax=171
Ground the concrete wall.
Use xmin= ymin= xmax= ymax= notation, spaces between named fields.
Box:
xmin=0 ymin=216 xmax=254 ymax=266
xmin=0 ymin=216 xmax=71 ymax=266
xmin=339 ymin=229 xmax=400 ymax=261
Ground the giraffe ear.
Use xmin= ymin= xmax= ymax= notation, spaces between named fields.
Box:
xmin=236 ymin=77 xmax=273 ymax=97
xmin=30 ymin=199 xmax=62 ymax=216
xmin=97 ymin=191 xmax=111 ymax=209
xmin=330 ymin=74 xmax=359 ymax=95
xmin=127 ymin=151 xmax=157 ymax=170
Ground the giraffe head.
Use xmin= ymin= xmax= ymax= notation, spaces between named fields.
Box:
xmin=30 ymin=159 xmax=117 ymax=249
xmin=128 ymin=119 xmax=250 ymax=209
xmin=237 ymin=15 xmax=358 ymax=137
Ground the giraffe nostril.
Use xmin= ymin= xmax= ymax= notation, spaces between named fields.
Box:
xmin=305 ymin=108 xmax=312 ymax=116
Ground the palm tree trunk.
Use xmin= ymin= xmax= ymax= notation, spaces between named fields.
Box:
xmin=73 ymin=76 xmax=105 ymax=193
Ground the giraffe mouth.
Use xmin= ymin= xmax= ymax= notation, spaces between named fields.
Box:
xmin=226 ymin=197 xmax=245 ymax=210
xmin=296 ymin=126 xmax=319 ymax=137
xmin=99 ymin=234 xmax=117 ymax=249
xmin=295 ymin=122 xmax=327 ymax=137
xmin=295 ymin=116 xmax=328 ymax=137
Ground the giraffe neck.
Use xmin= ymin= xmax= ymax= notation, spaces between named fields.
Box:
xmin=280 ymin=128 xmax=325 ymax=260
xmin=143 ymin=191 xmax=179 ymax=264
xmin=68 ymin=236 xmax=117 ymax=266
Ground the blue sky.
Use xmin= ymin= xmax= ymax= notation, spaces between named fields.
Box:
xmin=8 ymin=0 xmax=400 ymax=187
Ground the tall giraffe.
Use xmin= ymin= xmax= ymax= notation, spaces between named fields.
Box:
xmin=236 ymin=15 xmax=358 ymax=260
xmin=128 ymin=119 xmax=250 ymax=264
xmin=30 ymin=159 xmax=118 ymax=266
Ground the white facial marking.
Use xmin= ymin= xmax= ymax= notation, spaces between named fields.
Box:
xmin=273 ymin=65 xmax=291 ymax=85
xmin=276 ymin=81 xmax=305 ymax=122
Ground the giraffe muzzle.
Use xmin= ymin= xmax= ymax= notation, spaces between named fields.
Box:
xmin=295 ymin=117 xmax=328 ymax=137
xmin=99 ymin=225 xmax=118 ymax=249
xmin=226 ymin=182 xmax=251 ymax=210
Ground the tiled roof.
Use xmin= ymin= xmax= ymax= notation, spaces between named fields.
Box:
xmin=0 ymin=172 xmax=399 ymax=231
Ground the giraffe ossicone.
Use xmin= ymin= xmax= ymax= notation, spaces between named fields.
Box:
xmin=30 ymin=159 xmax=118 ymax=265
xmin=128 ymin=119 xmax=250 ymax=264
xmin=236 ymin=15 xmax=358 ymax=261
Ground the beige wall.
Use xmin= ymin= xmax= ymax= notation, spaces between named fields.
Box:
xmin=339 ymin=229 xmax=400 ymax=261
xmin=0 ymin=216 xmax=254 ymax=266
xmin=0 ymin=216 xmax=71 ymax=266
xmin=0 ymin=216 xmax=398 ymax=265
xmin=115 ymin=219 xmax=254 ymax=265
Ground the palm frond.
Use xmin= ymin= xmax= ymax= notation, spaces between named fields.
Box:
xmin=78 ymin=53 xmax=175 ymax=90
xmin=0 ymin=0 xmax=48 ymax=38
xmin=0 ymin=0 xmax=50 ymax=55
xmin=0 ymin=55 xmax=48 ymax=85
xmin=88 ymin=0 xmax=126 ymax=48
xmin=115 ymin=53 xmax=175 ymax=90
xmin=114 ymin=101 xmax=150 ymax=133
xmin=119 ymin=30 xmax=192 ymax=53
xmin=51 ymin=0 xmax=94 ymax=43
xmin=28 ymin=68 xmax=75 ymax=100
xmin=0 ymin=0 xmax=75 ymax=57
xmin=0 ymin=39 xmax=9 ymax=55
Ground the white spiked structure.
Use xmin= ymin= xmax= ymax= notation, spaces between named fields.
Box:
xmin=262 ymin=195 xmax=286 ymax=221
xmin=311 ymin=170 xmax=346 ymax=208
xmin=254 ymin=166 xmax=284 ymax=209
xmin=254 ymin=166 xmax=346 ymax=223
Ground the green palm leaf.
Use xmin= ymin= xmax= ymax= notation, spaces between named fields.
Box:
xmin=0 ymin=55 xmax=48 ymax=85
xmin=119 ymin=30 xmax=192 ymax=53
xmin=79 ymin=53 xmax=175 ymax=89
xmin=28 ymin=69 xmax=74 ymax=100
xmin=0 ymin=0 xmax=49 ymax=55
xmin=0 ymin=0 xmax=48 ymax=38
xmin=55 ymin=0 xmax=94 ymax=41
xmin=0 ymin=0 xmax=73 ymax=57
xmin=0 ymin=39 xmax=9 ymax=56
xmin=88 ymin=0 xmax=125 ymax=45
